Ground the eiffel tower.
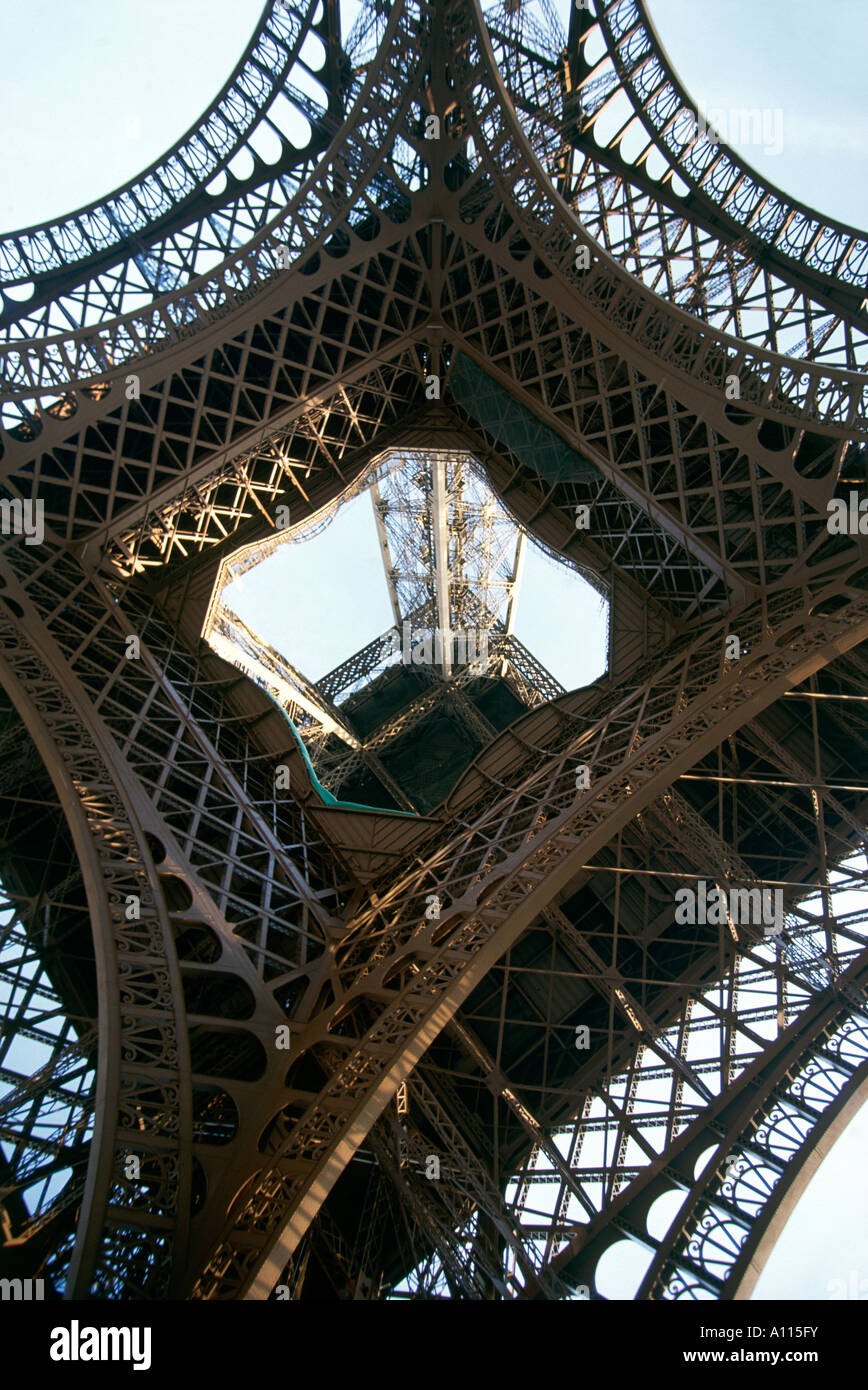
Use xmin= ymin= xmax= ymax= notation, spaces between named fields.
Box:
xmin=1 ymin=0 xmax=867 ymax=1302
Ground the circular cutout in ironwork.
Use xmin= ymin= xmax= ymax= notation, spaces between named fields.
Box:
xmin=723 ymin=403 xmax=754 ymax=428
xmin=793 ymin=431 xmax=838 ymax=479
xmin=158 ymin=872 xmax=194 ymax=913
xmin=809 ymin=592 xmax=850 ymax=618
xmin=171 ymin=918 xmax=221 ymax=965
xmin=145 ymin=831 xmax=167 ymax=865
xmin=189 ymin=1027 xmax=267 ymax=1082
xmin=757 ymin=418 xmax=796 ymax=453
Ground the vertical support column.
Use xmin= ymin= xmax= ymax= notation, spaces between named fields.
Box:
xmin=431 ymin=454 xmax=452 ymax=678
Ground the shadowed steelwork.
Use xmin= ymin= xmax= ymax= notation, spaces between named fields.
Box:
xmin=0 ymin=0 xmax=866 ymax=1301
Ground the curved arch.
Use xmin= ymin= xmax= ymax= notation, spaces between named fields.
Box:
xmin=634 ymin=999 xmax=868 ymax=1299
xmin=1 ymin=0 xmax=865 ymax=1303
xmin=5 ymin=0 xmax=865 ymax=447
xmin=196 ymin=585 xmax=868 ymax=1297
xmin=0 ymin=2 xmax=325 ymax=293
xmin=0 ymin=0 xmax=416 ymax=410
xmin=0 ymin=636 xmax=117 ymax=1297
xmin=0 ymin=581 xmax=194 ymax=1297
xmin=513 ymin=945 xmax=868 ymax=1301
xmin=486 ymin=0 xmax=868 ymax=367
xmin=450 ymin=0 xmax=867 ymax=436
xmin=595 ymin=0 xmax=868 ymax=296
xmin=733 ymin=1069 xmax=868 ymax=1301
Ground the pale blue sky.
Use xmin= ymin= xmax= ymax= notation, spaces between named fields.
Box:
xmin=1 ymin=0 xmax=865 ymax=1303
xmin=222 ymin=486 xmax=609 ymax=689
xmin=0 ymin=1 xmax=262 ymax=229
xmin=3 ymin=1 xmax=866 ymax=231
xmin=647 ymin=0 xmax=868 ymax=229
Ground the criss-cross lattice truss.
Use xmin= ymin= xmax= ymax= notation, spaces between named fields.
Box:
xmin=202 ymin=446 xmax=571 ymax=805
xmin=1 ymin=0 xmax=867 ymax=1301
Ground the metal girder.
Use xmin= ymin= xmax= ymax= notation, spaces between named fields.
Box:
xmin=0 ymin=613 xmax=194 ymax=1298
xmin=500 ymin=0 xmax=868 ymax=357
xmin=431 ymin=453 xmax=453 ymax=677
xmin=197 ymin=582 xmax=868 ymax=1297
xmin=370 ymin=481 xmax=403 ymax=630
xmin=521 ymin=952 xmax=868 ymax=1299
xmin=0 ymin=0 xmax=867 ymax=1304
xmin=202 ymin=446 xmax=543 ymax=802
xmin=0 ymin=3 xmax=342 ymax=327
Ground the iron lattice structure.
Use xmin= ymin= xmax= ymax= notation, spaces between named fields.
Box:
xmin=0 ymin=0 xmax=867 ymax=1301
xmin=204 ymin=445 xmax=569 ymax=808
